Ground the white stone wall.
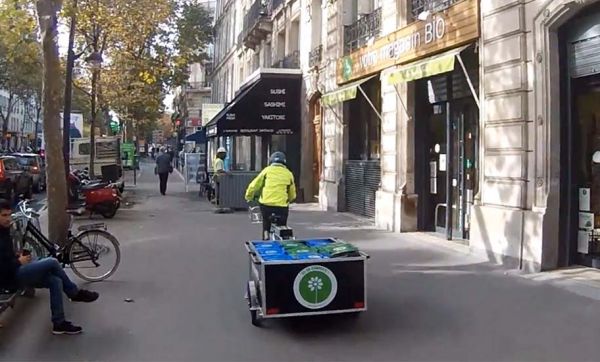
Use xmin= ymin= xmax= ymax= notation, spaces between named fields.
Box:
xmin=319 ymin=0 xmax=344 ymax=211
xmin=471 ymin=0 xmax=600 ymax=271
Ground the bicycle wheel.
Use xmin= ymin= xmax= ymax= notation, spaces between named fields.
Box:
xmin=22 ymin=236 xmax=46 ymax=260
xmin=68 ymin=229 xmax=121 ymax=282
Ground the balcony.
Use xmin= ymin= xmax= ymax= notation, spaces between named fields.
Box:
xmin=241 ymin=0 xmax=273 ymax=50
xmin=272 ymin=51 xmax=300 ymax=69
xmin=343 ymin=8 xmax=382 ymax=54
xmin=186 ymin=81 xmax=212 ymax=91
xmin=271 ymin=0 xmax=284 ymax=12
xmin=309 ymin=45 xmax=322 ymax=68
xmin=410 ymin=0 xmax=460 ymax=20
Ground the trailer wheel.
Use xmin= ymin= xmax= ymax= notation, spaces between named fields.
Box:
xmin=250 ymin=309 xmax=261 ymax=327
xmin=247 ymin=281 xmax=262 ymax=327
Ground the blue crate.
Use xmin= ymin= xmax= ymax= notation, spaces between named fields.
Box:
xmin=257 ymin=248 xmax=285 ymax=256
xmin=261 ymin=254 xmax=294 ymax=261
xmin=304 ymin=239 xmax=335 ymax=248
xmin=293 ymin=253 xmax=329 ymax=260
xmin=252 ymin=241 xmax=282 ymax=249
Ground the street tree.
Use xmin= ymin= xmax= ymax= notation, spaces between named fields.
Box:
xmin=72 ymin=0 xmax=213 ymax=142
xmin=36 ymin=0 xmax=70 ymax=244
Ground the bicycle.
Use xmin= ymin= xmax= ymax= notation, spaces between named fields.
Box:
xmin=11 ymin=199 xmax=121 ymax=282
xmin=248 ymin=203 xmax=293 ymax=240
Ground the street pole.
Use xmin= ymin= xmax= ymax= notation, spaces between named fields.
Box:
xmin=89 ymin=67 xmax=98 ymax=178
xmin=63 ymin=0 xmax=77 ymax=177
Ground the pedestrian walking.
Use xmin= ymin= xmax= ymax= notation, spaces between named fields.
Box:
xmin=245 ymin=151 xmax=296 ymax=240
xmin=0 ymin=199 xmax=99 ymax=335
xmin=155 ymin=148 xmax=173 ymax=196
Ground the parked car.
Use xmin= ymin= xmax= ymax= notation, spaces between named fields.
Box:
xmin=0 ymin=156 xmax=34 ymax=202
xmin=13 ymin=153 xmax=46 ymax=192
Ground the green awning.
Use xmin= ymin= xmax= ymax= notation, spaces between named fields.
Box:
xmin=322 ymin=75 xmax=377 ymax=106
xmin=384 ymin=45 xmax=469 ymax=85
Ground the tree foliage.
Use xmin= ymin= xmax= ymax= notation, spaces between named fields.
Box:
xmin=0 ymin=0 xmax=42 ymax=148
xmin=70 ymin=0 xmax=213 ymax=140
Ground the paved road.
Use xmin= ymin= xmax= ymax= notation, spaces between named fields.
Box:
xmin=1 ymin=161 xmax=600 ymax=361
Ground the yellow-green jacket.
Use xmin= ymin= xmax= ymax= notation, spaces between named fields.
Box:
xmin=245 ymin=164 xmax=296 ymax=207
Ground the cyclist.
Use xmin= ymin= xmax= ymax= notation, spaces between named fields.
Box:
xmin=0 ymin=199 xmax=99 ymax=335
xmin=245 ymin=152 xmax=296 ymax=240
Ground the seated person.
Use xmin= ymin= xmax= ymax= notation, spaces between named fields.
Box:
xmin=0 ymin=199 xmax=99 ymax=335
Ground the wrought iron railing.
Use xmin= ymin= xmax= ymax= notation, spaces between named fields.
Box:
xmin=309 ymin=45 xmax=322 ymax=68
xmin=272 ymin=51 xmax=300 ymax=69
xmin=271 ymin=0 xmax=284 ymax=12
xmin=242 ymin=0 xmax=271 ymax=38
xmin=410 ymin=0 xmax=460 ymax=21
xmin=343 ymin=8 xmax=382 ymax=54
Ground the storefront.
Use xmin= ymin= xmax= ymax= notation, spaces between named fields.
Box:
xmin=322 ymin=0 xmax=480 ymax=230
xmin=557 ymin=7 xmax=600 ymax=267
xmin=322 ymin=75 xmax=382 ymax=218
xmin=205 ymin=68 xmax=302 ymax=182
xmin=406 ymin=46 xmax=480 ymax=240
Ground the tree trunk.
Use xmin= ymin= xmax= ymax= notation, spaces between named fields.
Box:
xmin=89 ymin=68 xmax=98 ymax=177
xmin=37 ymin=0 xmax=69 ymax=244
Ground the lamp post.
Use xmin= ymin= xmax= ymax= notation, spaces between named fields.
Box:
xmin=86 ymin=51 xmax=103 ymax=178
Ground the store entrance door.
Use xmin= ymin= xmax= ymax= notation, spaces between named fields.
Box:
xmin=563 ymin=74 xmax=600 ymax=266
xmin=418 ymin=97 xmax=479 ymax=240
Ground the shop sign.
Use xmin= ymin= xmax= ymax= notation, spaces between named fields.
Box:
xmin=337 ymin=0 xmax=479 ymax=84
xmin=201 ymin=103 xmax=224 ymax=126
xmin=293 ymin=265 xmax=338 ymax=309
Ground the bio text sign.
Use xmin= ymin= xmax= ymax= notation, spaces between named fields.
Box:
xmin=337 ymin=0 xmax=479 ymax=84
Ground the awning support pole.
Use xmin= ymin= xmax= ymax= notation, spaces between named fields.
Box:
xmin=456 ymin=53 xmax=480 ymax=109
xmin=324 ymin=104 xmax=346 ymax=129
xmin=393 ymin=85 xmax=411 ymax=120
xmin=357 ymin=84 xmax=383 ymax=122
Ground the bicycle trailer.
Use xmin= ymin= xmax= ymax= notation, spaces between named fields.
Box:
xmin=244 ymin=238 xmax=368 ymax=326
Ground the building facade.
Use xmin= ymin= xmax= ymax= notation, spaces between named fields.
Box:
xmin=210 ymin=0 xmax=314 ymax=199
xmin=210 ymin=0 xmax=600 ymax=271
xmin=173 ymin=63 xmax=213 ymax=136
xmin=0 ymin=90 xmax=37 ymax=150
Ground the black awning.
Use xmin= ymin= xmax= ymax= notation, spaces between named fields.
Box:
xmin=205 ymin=70 xmax=302 ymax=138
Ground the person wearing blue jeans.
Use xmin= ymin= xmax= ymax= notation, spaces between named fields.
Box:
xmin=0 ymin=200 xmax=99 ymax=335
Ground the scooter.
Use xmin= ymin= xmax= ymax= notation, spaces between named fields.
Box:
xmin=67 ymin=172 xmax=121 ymax=219
xmin=73 ymin=168 xmax=125 ymax=194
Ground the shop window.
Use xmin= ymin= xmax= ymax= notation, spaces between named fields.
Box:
xmin=234 ymin=136 xmax=252 ymax=171
xmin=409 ymin=0 xmax=460 ymax=22
xmin=347 ymin=77 xmax=381 ymax=160
xmin=254 ymin=137 xmax=263 ymax=171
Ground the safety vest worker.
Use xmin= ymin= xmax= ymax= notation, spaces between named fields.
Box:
xmin=245 ymin=152 xmax=296 ymax=239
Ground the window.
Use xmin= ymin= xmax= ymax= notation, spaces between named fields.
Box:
xmin=234 ymin=136 xmax=252 ymax=171
xmin=79 ymin=143 xmax=91 ymax=155
xmin=16 ymin=156 xmax=36 ymax=167
xmin=3 ymin=158 xmax=18 ymax=170
xmin=409 ymin=0 xmax=459 ymax=21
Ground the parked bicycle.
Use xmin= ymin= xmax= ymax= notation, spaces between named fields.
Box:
xmin=11 ymin=199 xmax=121 ymax=282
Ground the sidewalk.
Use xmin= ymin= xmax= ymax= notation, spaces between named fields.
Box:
xmin=3 ymin=161 xmax=599 ymax=361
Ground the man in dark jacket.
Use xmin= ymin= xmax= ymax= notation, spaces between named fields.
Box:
xmin=155 ymin=148 xmax=173 ymax=195
xmin=0 ymin=199 xmax=99 ymax=335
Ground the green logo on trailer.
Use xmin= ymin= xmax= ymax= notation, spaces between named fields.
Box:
xmin=293 ymin=265 xmax=338 ymax=309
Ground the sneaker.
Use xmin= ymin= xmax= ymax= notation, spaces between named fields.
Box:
xmin=52 ymin=321 xmax=83 ymax=335
xmin=70 ymin=289 xmax=99 ymax=303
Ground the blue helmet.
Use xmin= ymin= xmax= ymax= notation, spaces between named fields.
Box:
xmin=270 ymin=151 xmax=286 ymax=165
